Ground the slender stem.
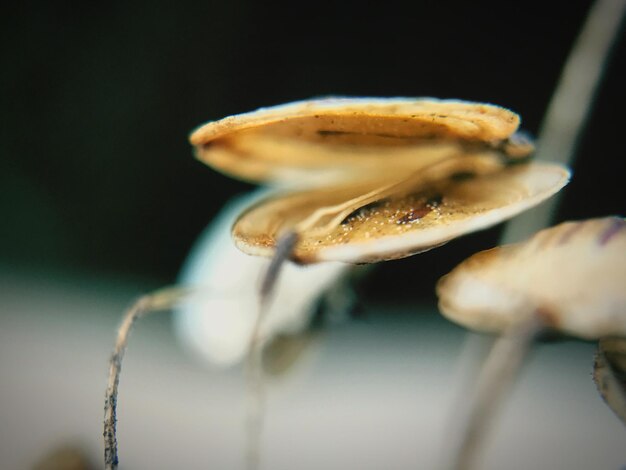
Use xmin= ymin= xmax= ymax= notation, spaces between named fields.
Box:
xmin=244 ymin=298 xmax=269 ymax=470
xmin=448 ymin=313 xmax=546 ymax=470
xmin=103 ymin=286 xmax=191 ymax=470
xmin=245 ymin=231 xmax=299 ymax=470
xmin=500 ymin=0 xmax=626 ymax=244
xmin=448 ymin=1 xmax=626 ymax=467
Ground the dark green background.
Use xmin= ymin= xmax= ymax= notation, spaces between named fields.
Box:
xmin=2 ymin=1 xmax=624 ymax=299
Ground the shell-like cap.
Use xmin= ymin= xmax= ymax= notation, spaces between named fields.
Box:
xmin=190 ymin=97 xmax=568 ymax=265
xmin=437 ymin=217 xmax=626 ymax=339
xmin=593 ymin=338 xmax=626 ymax=423
xmin=190 ymin=97 xmax=530 ymax=184
xmin=232 ymin=160 xmax=570 ymax=264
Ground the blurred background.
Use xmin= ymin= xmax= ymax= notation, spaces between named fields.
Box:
xmin=1 ymin=1 xmax=625 ymax=469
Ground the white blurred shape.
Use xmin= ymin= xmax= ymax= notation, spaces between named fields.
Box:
xmin=174 ymin=188 xmax=349 ymax=367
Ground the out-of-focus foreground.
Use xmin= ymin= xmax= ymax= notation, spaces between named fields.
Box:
xmin=2 ymin=269 xmax=625 ymax=469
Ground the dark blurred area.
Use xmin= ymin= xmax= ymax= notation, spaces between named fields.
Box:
xmin=2 ymin=1 xmax=624 ymax=299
